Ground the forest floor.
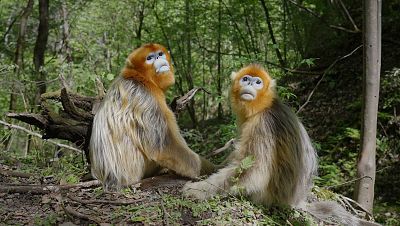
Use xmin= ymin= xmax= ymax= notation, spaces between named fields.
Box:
xmin=0 ymin=166 xmax=317 ymax=225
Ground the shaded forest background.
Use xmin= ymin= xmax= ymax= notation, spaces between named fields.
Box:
xmin=0 ymin=0 xmax=399 ymax=225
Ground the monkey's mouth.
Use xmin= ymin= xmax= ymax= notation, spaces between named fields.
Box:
xmin=154 ymin=59 xmax=170 ymax=74
xmin=157 ymin=65 xmax=170 ymax=73
xmin=240 ymin=91 xmax=255 ymax=101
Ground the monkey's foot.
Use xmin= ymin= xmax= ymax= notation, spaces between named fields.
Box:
xmin=182 ymin=181 xmax=215 ymax=200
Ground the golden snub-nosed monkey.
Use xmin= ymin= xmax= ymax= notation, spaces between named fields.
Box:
xmin=183 ymin=64 xmax=379 ymax=226
xmin=90 ymin=43 xmax=216 ymax=189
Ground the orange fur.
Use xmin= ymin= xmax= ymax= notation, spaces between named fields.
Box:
xmin=122 ymin=43 xmax=175 ymax=98
xmin=230 ymin=64 xmax=276 ymax=125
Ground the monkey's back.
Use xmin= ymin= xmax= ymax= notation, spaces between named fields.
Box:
xmin=252 ymin=99 xmax=318 ymax=207
xmin=90 ymin=76 xmax=169 ymax=188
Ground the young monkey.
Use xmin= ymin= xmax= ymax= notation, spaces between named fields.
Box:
xmin=183 ymin=64 xmax=379 ymax=226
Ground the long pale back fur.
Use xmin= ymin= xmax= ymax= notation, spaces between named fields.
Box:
xmin=90 ymin=76 xmax=167 ymax=188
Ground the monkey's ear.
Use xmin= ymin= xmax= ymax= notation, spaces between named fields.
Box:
xmin=230 ymin=71 xmax=238 ymax=80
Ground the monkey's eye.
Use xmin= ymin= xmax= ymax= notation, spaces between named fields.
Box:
xmin=158 ymin=52 xmax=164 ymax=56
xmin=253 ymin=77 xmax=264 ymax=90
xmin=145 ymin=53 xmax=156 ymax=64
xmin=242 ymin=77 xmax=248 ymax=82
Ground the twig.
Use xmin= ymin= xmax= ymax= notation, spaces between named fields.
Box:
xmin=157 ymin=189 xmax=170 ymax=226
xmin=337 ymin=194 xmax=373 ymax=218
xmin=206 ymin=139 xmax=236 ymax=158
xmin=336 ymin=194 xmax=358 ymax=215
xmin=287 ymin=0 xmax=359 ymax=33
xmin=62 ymin=204 xmax=102 ymax=224
xmin=338 ymin=0 xmax=360 ymax=32
xmin=95 ymin=77 xmax=106 ymax=98
xmin=0 ymin=169 xmax=33 ymax=178
xmin=324 ymin=175 xmax=372 ymax=189
xmin=0 ymin=119 xmax=82 ymax=153
xmin=67 ymin=194 xmax=145 ymax=205
xmin=0 ymin=180 xmax=100 ymax=194
xmin=296 ymin=45 xmax=362 ymax=113
xmin=170 ymin=87 xmax=210 ymax=113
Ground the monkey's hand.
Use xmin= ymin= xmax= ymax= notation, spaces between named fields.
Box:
xmin=199 ymin=157 xmax=217 ymax=175
xmin=182 ymin=181 xmax=214 ymax=200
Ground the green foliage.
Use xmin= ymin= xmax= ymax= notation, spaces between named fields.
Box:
xmin=34 ymin=213 xmax=59 ymax=226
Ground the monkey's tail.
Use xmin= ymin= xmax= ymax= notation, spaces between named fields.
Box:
xmin=303 ymin=201 xmax=381 ymax=226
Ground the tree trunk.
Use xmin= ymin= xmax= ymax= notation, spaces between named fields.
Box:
xmin=354 ymin=0 xmax=381 ymax=214
xmin=184 ymin=0 xmax=197 ymax=126
xmin=260 ymin=0 xmax=285 ymax=68
xmin=136 ymin=1 xmax=146 ymax=40
xmin=33 ymin=0 xmax=50 ymax=106
xmin=9 ymin=0 xmax=34 ymax=112
xmin=61 ymin=0 xmax=73 ymax=87
xmin=5 ymin=0 xmax=34 ymax=151
xmin=216 ymin=0 xmax=223 ymax=119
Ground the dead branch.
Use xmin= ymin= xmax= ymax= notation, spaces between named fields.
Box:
xmin=0 ymin=169 xmax=33 ymax=178
xmin=206 ymin=138 xmax=236 ymax=158
xmin=67 ymin=194 xmax=145 ymax=205
xmin=287 ymin=0 xmax=360 ymax=33
xmin=60 ymin=88 xmax=93 ymax=121
xmin=0 ymin=119 xmax=82 ymax=153
xmin=62 ymin=205 xmax=103 ymax=224
xmin=7 ymin=75 xmax=204 ymax=164
xmin=337 ymin=194 xmax=373 ymax=219
xmin=157 ymin=189 xmax=170 ymax=226
xmin=0 ymin=180 xmax=100 ymax=194
xmin=324 ymin=175 xmax=372 ymax=189
xmin=297 ymin=45 xmax=362 ymax=114
xmin=170 ymin=87 xmax=209 ymax=113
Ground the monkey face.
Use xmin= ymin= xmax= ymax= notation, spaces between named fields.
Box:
xmin=123 ymin=43 xmax=175 ymax=91
xmin=230 ymin=64 xmax=276 ymax=118
xmin=145 ymin=50 xmax=170 ymax=74
xmin=231 ymin=64 xmax=273 ymax=103
xmin=238 ymin=75 xmax=264 ymax=101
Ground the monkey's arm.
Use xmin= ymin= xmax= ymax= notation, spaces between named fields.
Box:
xmin=154 ymin=130 xmax=216 ymax=178
xmin=148 ymin=107 xmax=216 ymax=178
xmin=182 ymin=163 xmax=238 ymax=200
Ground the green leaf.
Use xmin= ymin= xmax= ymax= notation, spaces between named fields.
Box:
xmin=240 ymin=156 xmax=255 ymax=170
xmin=131 ymin=216 xmax=146 ymax=222
xmin=106 ymin=73 xmax=115 ymax=81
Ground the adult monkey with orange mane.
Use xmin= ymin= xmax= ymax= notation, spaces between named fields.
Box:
xmin=90 ymin=43 xmax=215 ymax=189
xmin=183 ymin=65 xmax=379 ymax=226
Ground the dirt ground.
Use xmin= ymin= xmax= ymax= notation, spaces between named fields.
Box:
xmin=0 ymin=171 xmax=193 ymax=225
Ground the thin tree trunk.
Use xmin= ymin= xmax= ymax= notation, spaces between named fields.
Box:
xmin=33 ymin=0 xmax=50 ymax=106
xmin=5 ymin=0 xmax=34 ymax=151
xmin=9 ymin=0 xmax=34 ymax=112
xmin=184 ymin=0 xmax=197 ymax=126
xmin=354 ymin=0 xmax=381 ymax=214
xmin=222 ymin=2 xmax=250 ymax=56
xmin=260 ymin=0 xmax=285 ymax=67
xmin=283 ymin=0 xmax=288 ymax=63
xmin=153 ymin=7 xmax=184 ymax=95
xmin=61 ymin=0 xmax=73 ymax=87
xmin=216 ymin=0 xmax=223 ymax=119
xmin=136 ymin=1 xmax=146 ymax=40
xmin=102 ymin=32 xmax=111 ymax=73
